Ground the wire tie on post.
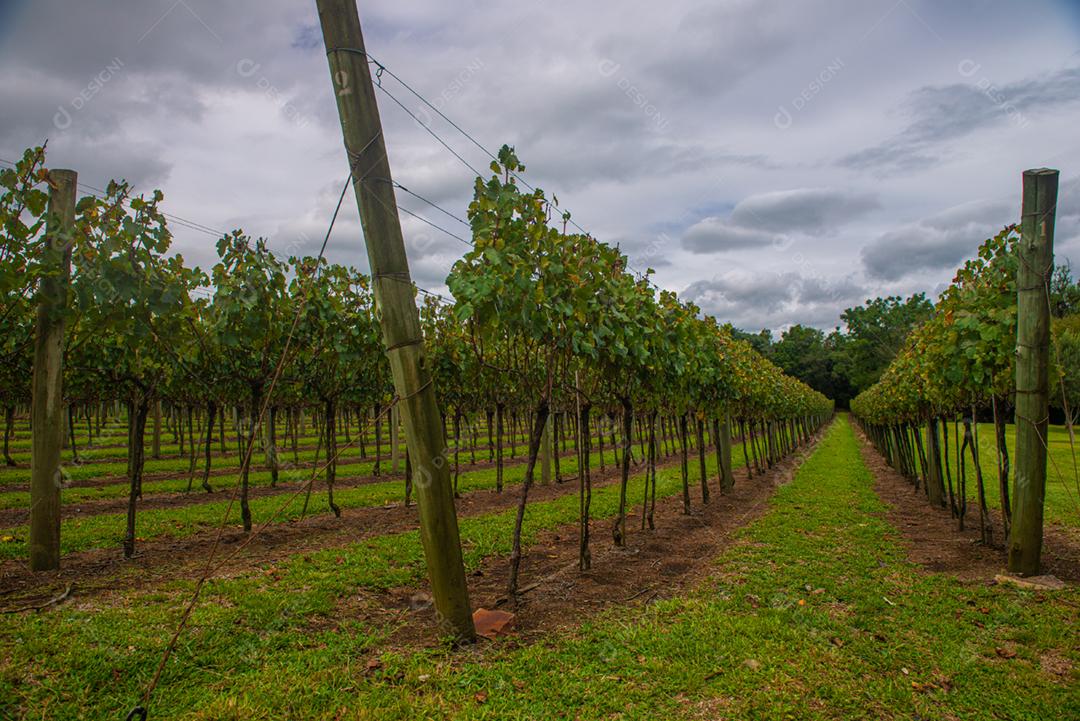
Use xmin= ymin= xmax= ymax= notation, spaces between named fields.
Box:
xmin=398 ymin=378 xmax=435 ymax=402
xmin=385 ymin=338 xmax=424 ymax=352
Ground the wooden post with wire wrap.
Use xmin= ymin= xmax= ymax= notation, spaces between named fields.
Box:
xmin=1009 ymin=167 xmax=1058 ymax=576
xmin=29 ymin=168 xmax=76 ymax=572
xmin=316 ymin=0 xmax=476 ymax=641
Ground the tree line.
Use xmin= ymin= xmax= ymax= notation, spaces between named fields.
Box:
xmin=735 ymin=263 xmax=1079 ymax=409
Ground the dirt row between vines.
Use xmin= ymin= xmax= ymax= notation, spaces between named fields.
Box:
xmin=0 ymin=434 xmax=755 ymax=601
xmin=0 ymin=441 xmax=580 ymax=527
xmin=354 ymin=424 xmax=831 ymax=650
xmin=2 ymin=424 xmax=535 ymax=463
xmin=0 ymin=431 xmax=737 ymax=524
xmin=0 ymin=433 xmax=534 ymax=489
xmin=1 ymin=438 xmax=382 ymax=468
xmin=853 ymin=426 xmax=1080 ymax=584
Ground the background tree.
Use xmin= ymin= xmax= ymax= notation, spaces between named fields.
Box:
xmin=772 ymin=325 xmax=831 ymax=393
xmin=209 ymin=232 xmax=289 ymax=533
xmin=1051 ymin=314 xmax=1080 ymax=426
xmin=835 ymin=294 xmax=934 ymax=392
xmin=1049 ymin=262 xmax=1080 ymax=318
xmin=69 ymin=182 xmax=203 ymax=558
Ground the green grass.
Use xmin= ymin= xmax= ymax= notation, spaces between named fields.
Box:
xmin=4 ymin=417 xmax=1075 ymax=720
xmin=0 ymin=428 xmax=744 ymax=719
xmin=0 ymin=427 xmax=540 ymax=490
xmin=0 ymin=438 xmax=400 ymax=485
xmin=0 ymin=443 xmax=413 ymax=508
xmin=0 ymin=444 xmax=627 ymax=558
xmin=913 ymin=422 xmax=1080 ymax=529
xmin=0 ymin=427 xmax=537 ymax=466
xmin=0 ymin=420 xmax=394 ymax=457
xmin=972 ymin=423 xmax=1080 ymax=529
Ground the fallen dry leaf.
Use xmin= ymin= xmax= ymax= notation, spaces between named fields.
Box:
xmin=473 ymin=607 xmax=515 ymax=639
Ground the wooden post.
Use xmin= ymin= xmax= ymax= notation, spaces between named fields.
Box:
xmin=29 ymin=169 xmax=77 ymax=571
xmin=1009 ymin=168 xmax=1058 ymax=576
xmin=540 ymin=414 xmax=552 ymax=484
xmin=390 ymin=404 xmax=400 ymax=473
xmin=152 ymin=399 xmax=161 ymax=459
xmin=317 ymin=0 xmax=475 ymax=641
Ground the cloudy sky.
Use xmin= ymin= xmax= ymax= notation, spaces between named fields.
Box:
xmin=2 ymin=0 xmax=1078 ymax=332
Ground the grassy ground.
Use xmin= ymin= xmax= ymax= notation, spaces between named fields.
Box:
xmin=915 ymin=422 xmax=1080 ymax=530
xmin=322 ymin=417 xmax=1075 ymax=721
xmin=0 ymin=425 xmax=538 ymax=488
xmin=0 ymin=445 xmax=620 ymax=559
xmin=2 ymin=416 xmax=1075 ymax=719
xmin=0 ymin=432 xmax=745 ymax=718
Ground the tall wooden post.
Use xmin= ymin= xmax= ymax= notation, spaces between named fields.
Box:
xmin=152 ymin=399 xmax=162 ymax=459
xmin=1009 ymin=168 xmax=1058 ymax=576
xmin=540 ymin=415 xmax=553 ymax=484
xmin=317 ymin=0 xmax=475 ymax=641
xmin=390 ymin=405 xmax=401 ymax=473
xmin=29 ymin=169 xmax=77 ymax=571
